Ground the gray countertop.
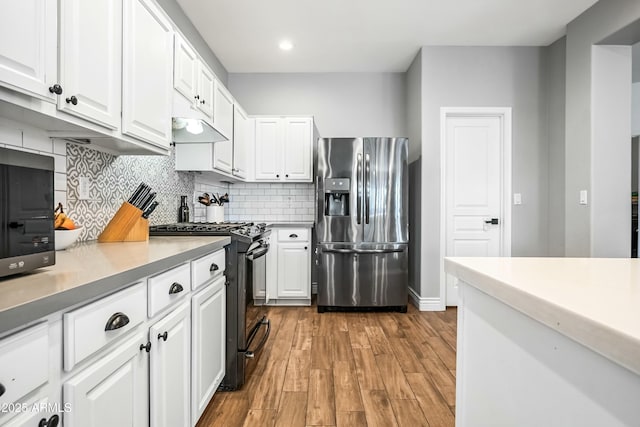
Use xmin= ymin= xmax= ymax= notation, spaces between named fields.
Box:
xmin=0 ymin=236 xmax=230 ymax=335
xmin=266 ymin=222 xmax=315 ymax=228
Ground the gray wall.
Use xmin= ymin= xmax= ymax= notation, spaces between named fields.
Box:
xmin=544 ymin=37 xmax=567 ymax=256
xmin=406 ymin=52 xmax=422 ymax=294
xmin=564 ymin=0 xmax=640 ymax=256
xmin=157 ymin=0 xmax=228 ymax=84
xmin=227 ymin=73 xmax=407 ymax=137
xmin=418 ymin=46 xmax=549 ymax=299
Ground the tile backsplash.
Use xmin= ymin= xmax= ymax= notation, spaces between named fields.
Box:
xmin=66 ymin=144 xmax=194 ymax=241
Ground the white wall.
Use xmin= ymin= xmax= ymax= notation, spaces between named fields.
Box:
xmin=227 ymin=73 xmax=407 ymax=138
xmin=564 ymin=0 xmax=640 ymax=256
xmin=418 ymin=46 xmax=549 ymax=300
xmin=591 ymin=45 xmax=632 ymax=257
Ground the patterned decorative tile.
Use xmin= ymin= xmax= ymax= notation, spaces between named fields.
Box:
xmin=66 ymin=144 xmax=195 ymax=241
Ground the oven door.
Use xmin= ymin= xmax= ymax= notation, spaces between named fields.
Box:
xmin=244 ymin=240 xmax=271 ymax=359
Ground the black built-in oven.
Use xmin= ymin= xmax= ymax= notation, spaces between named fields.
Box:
xmin=0 ymin=147 xmax=55 ymax=277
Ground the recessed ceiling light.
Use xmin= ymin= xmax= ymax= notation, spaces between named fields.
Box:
xmin=279 ymin=40 xmax=293 ymax=51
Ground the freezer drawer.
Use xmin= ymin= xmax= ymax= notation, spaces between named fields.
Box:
xmin=317 ymin=244 xmax=408 ymax=310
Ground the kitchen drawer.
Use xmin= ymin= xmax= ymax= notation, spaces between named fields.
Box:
xmin=191 ymin=249 xmax=225 ymax=291
xmin=64 ymin=282 xmax=146 ymax=371
xmin=148 ymin=262 xmax=190 ymax=317
xmin=0 ymin=323 xmax=48 ymax=407
xmin=277 ymin=228 xmax=309 ymax=242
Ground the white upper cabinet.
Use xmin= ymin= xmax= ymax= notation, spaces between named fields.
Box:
xmin=284 ymin=117 xmax=313 ymax=181
xmin=212 ymin=82 xmax=234 ymax=173
xmin=197 ymin=65 xmax=215 ymax=119
xmin=254 ymin=117 xmax=313 ymax=182
xmin=58 ymin=0 xmax=122 ymax=130
xmin=173 ymin=34 xmax=198 ymax=107
xmin=122 ymin=0 xmax=173 ymax=148
xmin=233 ymin=105 xmax=250 ymax=179
xmin=0 ymin=0 xmax=57 ymax=102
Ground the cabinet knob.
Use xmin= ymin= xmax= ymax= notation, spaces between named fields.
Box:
xmin=140 ymin=342 xmax=152 ymax=352
xmin=65 ymin=95 xmax=78 ymax=105
xmin=194 ymin=94 xmax=200 ymax=100
xmin=168 ymin=282 xmax=184 ymax=294
xmin=201 ymin=99 xmax=206 ymax=105
xmin=38 ymin=415 xmax=60 ymax=427
xmin=0 ymin=383 xmax=5 ymax=397
xmin=105 ymin=312 xmax=130 ymax=331
xmin=285 ymin=174 xmax=289 ymax=178
xmin=305 ymin=246 xmax=308 ymax=250
xmin=158 ymin=331 xmax=168 ymax=341
xmin=48 ymin=84 xmax=63 ymax=95
xmin=276 ymin=174 xmax=280 ymax=178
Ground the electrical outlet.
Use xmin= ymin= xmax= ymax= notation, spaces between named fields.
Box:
xmin=513 ymin=193 xmax=522 ymax=205
xmin=79 ymin=176 xmax=90 ymax=200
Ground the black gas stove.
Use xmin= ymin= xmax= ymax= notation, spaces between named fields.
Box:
xmin=149 ymin=222 xmax=269 ymax=243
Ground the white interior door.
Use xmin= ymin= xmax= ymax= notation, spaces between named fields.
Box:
xmin=445 ymin=114 xmax=505 ymax=306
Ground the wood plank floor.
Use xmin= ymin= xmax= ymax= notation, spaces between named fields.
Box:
xmin=197 ymin=303 xmax=457 ymax=427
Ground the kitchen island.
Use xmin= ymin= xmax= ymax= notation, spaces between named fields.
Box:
xmin=445 ymin=257 xmax=640 ymax=427
xmin=0 ymin=236 xmax=229 ymax=335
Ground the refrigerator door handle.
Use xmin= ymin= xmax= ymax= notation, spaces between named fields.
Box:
xmin=323 ymin=248 xmax=404 ymax=254
xmin=357 ymin=153 xmax=363 ymax=225
xmin=365 ymin=153 xmax=371 ymax=224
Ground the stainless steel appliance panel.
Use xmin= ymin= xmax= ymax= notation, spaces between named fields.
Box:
xmin=317 ymin=243 xmax=408 ymax=309
xmin=316 ymin=138 xmax=363 ymax=244
xmin=363 ymin=137 xmax=408 ymax=244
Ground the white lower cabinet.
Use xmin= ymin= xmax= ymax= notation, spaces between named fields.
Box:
xmin=191 ymin=276 xmax=226 ymax=425
xmin=2 ymin=392 xmax=61 ymax=427
xmin=149 ymin=301 xmax=191 ymax=427
xmin=63 ymin=331 xmax=149 ymax=427
xmin=262 ymin=227 xmax=311 ymax=305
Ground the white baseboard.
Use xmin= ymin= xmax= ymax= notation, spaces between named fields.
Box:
xmin=409 ymin=287 xmax=445 ymax=311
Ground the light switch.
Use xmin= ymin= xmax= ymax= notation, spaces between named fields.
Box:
xmin=513 ymin=193 xmax=522 ymax=205
xmin=579 ymin=190 xmax=588 ymax=205
xmin=79 ymin=176 xmax=90 ymax=200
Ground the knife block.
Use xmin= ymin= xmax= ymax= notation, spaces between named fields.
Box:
xmin=98 ymin=202 xmax=149 ymax=243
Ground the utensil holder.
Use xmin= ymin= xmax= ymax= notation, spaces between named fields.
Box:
xmin=98 ymin=202 xmax=149 ymax=243
xmin=206 ymin=206 xmax=224 ymax=223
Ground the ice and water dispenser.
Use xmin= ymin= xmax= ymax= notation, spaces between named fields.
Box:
xmin=324 ymin=178 xmax=350 ymax=216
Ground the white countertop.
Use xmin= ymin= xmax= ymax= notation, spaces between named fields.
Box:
xmin=0 ymin=236 xmax=230 ymax=335
xmin=444 ymin=257 xmax=640 ymax=375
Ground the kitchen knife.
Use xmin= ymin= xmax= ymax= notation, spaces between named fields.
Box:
xmin=128 ymin=183 xmax=146 ymax=204
xmin=132 ymin=186 xmax=151 ymax=209
xmin=140 ymin=192 xmax=157 ymax=211
xmin=142 ymin=201 xmax=159 ymax=219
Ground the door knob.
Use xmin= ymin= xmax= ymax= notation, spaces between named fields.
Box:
xmin=484 ymin=218 xmax=499 ymax=225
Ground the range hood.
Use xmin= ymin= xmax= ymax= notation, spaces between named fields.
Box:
xmin=172 ymin=117 xmax=227 ymax=143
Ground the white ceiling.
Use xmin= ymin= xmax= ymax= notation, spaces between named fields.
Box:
xmin=176 ymin=0 xmax=598 ymax=73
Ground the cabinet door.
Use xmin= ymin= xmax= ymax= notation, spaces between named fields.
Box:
xmin=283 ymin=117 xmax=313 ymax=181
xmin=191 ymin=278 xmax=225 ymax=425
xmin=149 ymin=301 xmax=190 ymax=427
xmin=255 ymin=118 xmax=282 ymax=180
xmin=197 ymin=64 xmax=214 ymax=120
xmin=0 ymin=0 xmax=57 ymax=102
xmin=212 ymin=81 xmax=234 ymax=174
xmin=277 ymin=243 xmax=310 ymax=299
xmin=122 ymin=0 xmax=173 ymax=148
xmin=63 ymin=331 xmax=149 ymax=427
xmin=232 ymin=104 xmax=248 ymax=179
xmin=3 ymin=393 xmax=61 ymax=427
xmin=58 ymin=0 xmax=122 ymax=129
xmin=264 ymin=237 xmax=277 ymax=303
xmin=174 ymin=34 xmax=198 ymax=105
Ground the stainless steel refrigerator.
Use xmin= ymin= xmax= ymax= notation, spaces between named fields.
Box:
xmin=315 ymin=137 xmax=408 ymax=312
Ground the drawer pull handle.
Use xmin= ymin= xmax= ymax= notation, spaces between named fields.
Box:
xmin=0 ymin=383 xmax=4 ymax=397
xmin=158 ymin=331 xmax=168 ymax=341
xmin=105 ymin=312 xmax=130 ymax=331
xmin=140 ymin=342 xmax=152 ymax=352
xmin=210 ymin=263 xmax=219 ymax=273
xmin=169 ymin=282 xmax=184 ymax=294
xmin=289 ymin=233 xmax=298 ymax=238
xmin=39 ymin=415 xmax=60 ymax=427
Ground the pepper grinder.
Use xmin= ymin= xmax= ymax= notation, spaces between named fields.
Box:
xmin=178 ymin=195 xmax=190 ymax=223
